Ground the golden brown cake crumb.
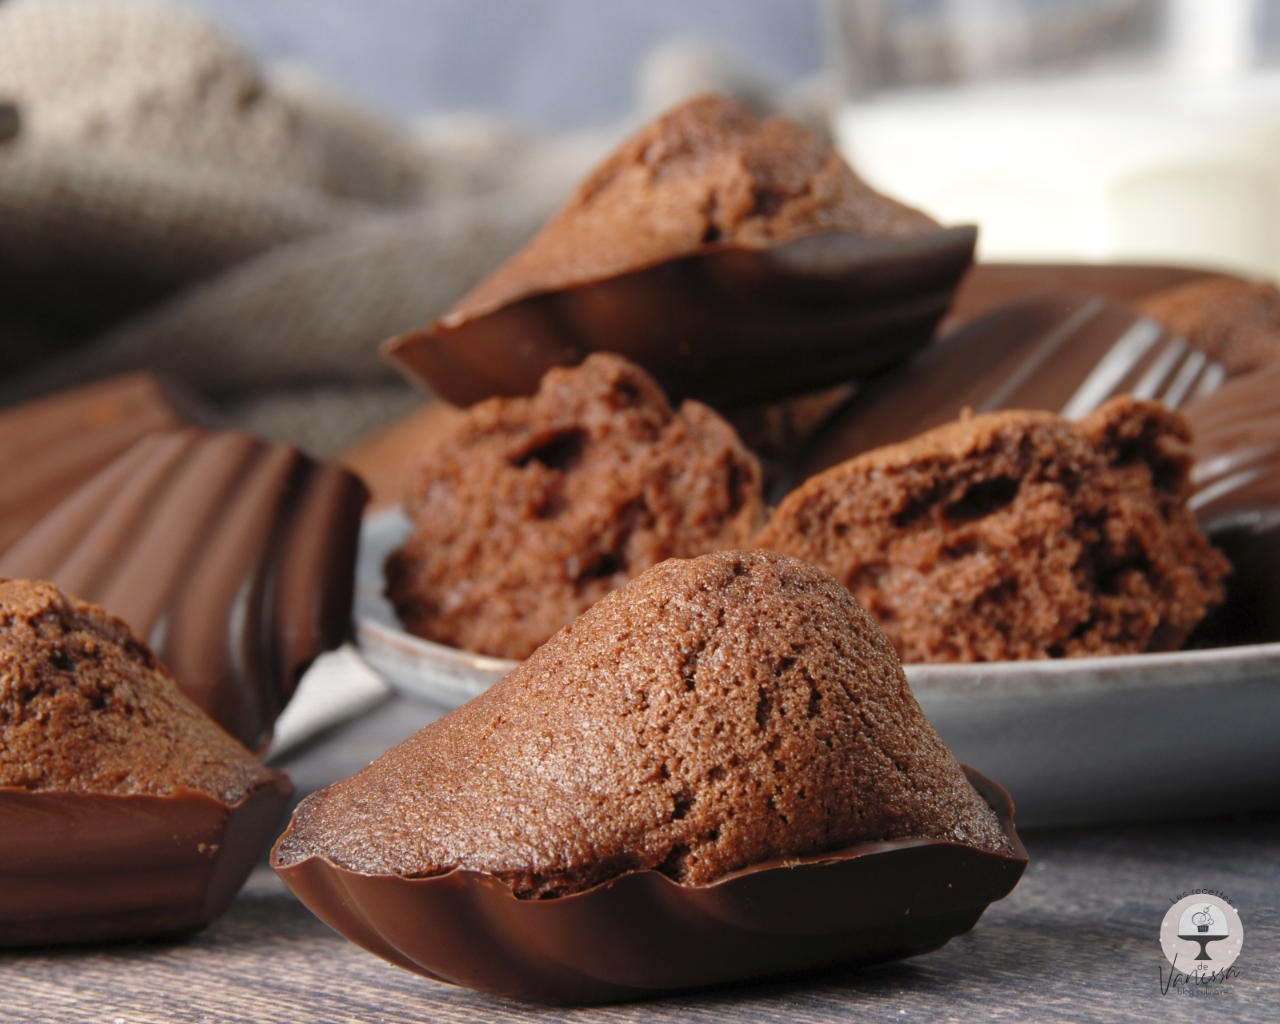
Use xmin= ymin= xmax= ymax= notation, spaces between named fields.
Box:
xmin=279 ymin=550 xmax=1008 ymax=893
xmin=386 ymin=354 xmax=764 ymax=659
xmin=0 ymin=578 xmax=278 ymax=802
xmin=1139 ymin=277 xmax=1280 ymax=376
xmin=757 ymin=399 xmax=1229 ymax=663
xmin=451 ymin=93 xmax=938 ymax=319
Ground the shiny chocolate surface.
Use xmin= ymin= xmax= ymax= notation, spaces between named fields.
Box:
xmin=385 ymin=226 xmax=977 ymax=411
xmin=945 ymin=261 xmax=1226 ymax=332
xmin=273 ymin=766 xmax=1026 ymax=1005
xmin=1186 ymin=363 xmax=1280 ymax=646
xmin=0 ymin=373 xmax=198 ymax=551
xmin=790 ymin=291 xmax=1222 ymax=486
xmin=0 ymin=429 xmax=369 ymax=751
xmin=0 ymin=777 xmax=291 ymax=947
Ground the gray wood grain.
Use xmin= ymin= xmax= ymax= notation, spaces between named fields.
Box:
xmin=5 ymin=697 xmax=1277 ymax=1023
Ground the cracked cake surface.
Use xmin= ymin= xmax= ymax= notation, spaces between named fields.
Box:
xmin=0 ymin=578 xmax=278 ymax=802
xmin=386 ymin=353 xmax=764 ymax=659
xmin=278 ymin=549 xmax=1010 ymax=895
xmin=449 ymin=93 xmax=938 ymax=320
xmin=757 ymin=398 xmax=1229 ymax=663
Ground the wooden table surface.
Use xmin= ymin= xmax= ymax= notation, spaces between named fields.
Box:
xmin=7 ymin=695 xmax=1278 ymax=1024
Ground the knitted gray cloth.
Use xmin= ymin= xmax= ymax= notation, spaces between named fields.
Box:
xmin=0 ymin=0 xmax=582 ymax=453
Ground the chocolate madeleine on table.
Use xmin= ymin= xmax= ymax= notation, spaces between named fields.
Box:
xmin=0 ymin=579 xmax=291 ymax=946
xmin=276 ymin=551 xmax=1025 ymax=1003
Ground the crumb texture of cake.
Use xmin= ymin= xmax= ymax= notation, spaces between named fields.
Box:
xmin=451 ymin=93 xmax=938 ymax=318
xmin=278 ymin=549 xmax=1009 ymax=896
xmin=1139 ymin=277 xmax=1280 ymax=376
xmin=758 ymin=399 xmax=1229 ymax=663
xmin=386 ymin=354 xmax=764 ymax=659
xmin=0 ymin=579 xmax=277 ymax=802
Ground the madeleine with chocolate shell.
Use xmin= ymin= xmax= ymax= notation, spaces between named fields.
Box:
xmin=275 ymin=550 xmax=1025 ymax=1003
xmin=385 ymin=93 xmax=974 ymax=410
xmin=761 ymin=398 xmax=1229 ymax=663
xmin=0 ymin=579 xmax=291 ymax=946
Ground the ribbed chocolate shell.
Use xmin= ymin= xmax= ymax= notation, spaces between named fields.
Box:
xmin=384 ymin=227 xmax=977 ymax=410
xmin=0 ymin=429 xmax=368 ymax=751
xmin=0 ymin=778 xmax=291 ymax=946
xmin=792 ymin=290 xmax=1222 ymax=485
xmin=0 ymin=373 xmax=197 ymax=551
xmin=273 ymin=766 xmax=1026 ymax=1005
xmin=944 ymin=261 xmax=1226 ymax=332
xmin=1186 ymin=363 xmax=1280 ymax=646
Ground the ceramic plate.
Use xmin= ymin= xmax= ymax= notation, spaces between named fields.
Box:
xmin=354 ymin=508 xmax=1280 ymax=828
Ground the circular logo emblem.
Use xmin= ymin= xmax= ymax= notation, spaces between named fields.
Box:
xmin=1160 ymin=895 xmax=1244 ymax=976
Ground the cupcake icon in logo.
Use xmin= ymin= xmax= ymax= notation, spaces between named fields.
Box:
xmin=1160 ymin=894 xmax=1244 ymax=977
xmin=1179 ymin=905 xmax=1225 ymax=960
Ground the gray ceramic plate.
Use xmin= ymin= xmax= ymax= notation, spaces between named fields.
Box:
xmin=355 ymin=508 xmax=1280 ymax=828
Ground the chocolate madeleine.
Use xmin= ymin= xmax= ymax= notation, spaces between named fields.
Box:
xmin=386 ymin=354 xmax=764 ymax=660
xmin=761 ymin=399 xmax=1229 ymax=663
xmin=385 ymin=94 xmax=974 ymax=410
xmin=0 ymin=579 xmax=291 ymax=946
xmin=275 ymin=551 xmax=1025 ymax=1002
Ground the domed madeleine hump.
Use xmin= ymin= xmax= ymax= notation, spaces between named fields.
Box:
xmin=279 ymin=550 xmax=1007 ymax=897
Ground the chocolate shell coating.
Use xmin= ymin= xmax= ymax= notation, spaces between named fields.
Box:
xmin=0 ymin=579 xmax=291 ymax=945
xmin=946 ymin=262 xmax=1228 ymax=332
xmin=0 ymin=786 xmax=289 ymax=946
xmin=281 ymin=550 xmax=1010 ymax=895
xmin=274 ymin=766 xmax=1025 ymax=1005
xmin=0 ymin=429 xmax=368 ymax=751
xmin=385 ymin=94 xmax=973 ymax=410
xmin=0 ymin=372 xmax=198 ymax=551
xmin=1185 ymin=363 xmax=1280 ymax=646
xmin=792 ymin=291 xmax=1223 ymax=485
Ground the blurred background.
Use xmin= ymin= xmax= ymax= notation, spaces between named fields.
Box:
xmin=191 ymin=0 xmax=825 ymax=130
xmin=4 ymin=0 xmax=1280 ymax=454
xmin=196 ymin=0 xmax=1280 ymax=278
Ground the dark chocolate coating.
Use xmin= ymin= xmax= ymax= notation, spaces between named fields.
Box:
xmin=945 ymin=261 xmax=1227 ymax=332
xmin=0 ymin=781 xmax=291 ymax=946
xmin=791 ymin=291 xmax=1219 ymax=486
xmin=0 ymin=373 xmax=199 ymax=551
xmin=0 ymin=429 xmax=368 ymax=751
xmin=384 ymin=226 xmax=977 ymax=411
xmin=1185 ymin=363 xmax=1280 ymax=646
xmin=273 ymin=766 xmax=1025 ymax=1005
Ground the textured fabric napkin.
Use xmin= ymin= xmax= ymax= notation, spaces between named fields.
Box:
xmin=0 ymin=0 xmax=606 ymax=453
